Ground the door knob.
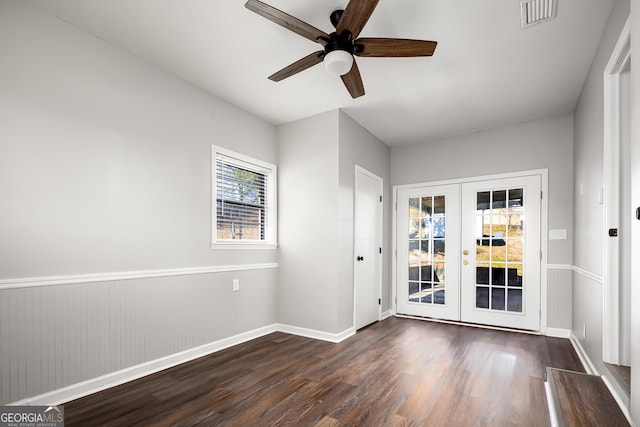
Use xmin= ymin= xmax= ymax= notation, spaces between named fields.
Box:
xmin=357 ymin=256 xmax=364 ymax=261
xmin=463 ymin=260 xmax=469 ymax=265
xmin=463 ymin=250 xmax=469 ymax=255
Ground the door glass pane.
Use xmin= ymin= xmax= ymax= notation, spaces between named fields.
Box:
xmin=491 ymin=288 xmax=506 ymax=310
xmin=507 ymin=289 xmax=523 ymax=312
xmin=475 ymin=188 xmax=525 ymax=312
xmin=409 ymin=282 xmax=420 ymax=302
xmin=507 ymin=264 xmax=522 ymax=287
xmin=406 ymin=194 xmax=447 ymax=306
xmin=421 ymin=283 xmax=432 ymax=303
xmin=434 ymin=283 xmax=445 ymax=305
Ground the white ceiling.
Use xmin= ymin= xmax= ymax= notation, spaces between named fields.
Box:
xmin=27 ymin=0 xmax=614 ymax=147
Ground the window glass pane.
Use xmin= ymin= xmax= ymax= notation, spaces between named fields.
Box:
xmin=420 ymin=263 xmax=434 ymax=282
xmin=508 ymin=188 xmax=524 ymax=210
xmin=492 ymin=190 xmax=506 ymax=209
xmin=434 ymin=262 xmax=445 ymax=283
xmin=409 ymin=266 xmax=419 ymax=281
xmin=409 ymin=219 xmax=421 ymax=238
xmin=508 ymin=239 xmax=523 ymax=263
xmin=409 ymin=198 xmax=420 ymax=216
xmin=491 ymin=244 xmax=506 ymax=263
xmin=476 ymin=263 xmax=490 ymax=285
xmin=508 ymin=289 xmax=523 ymax=312
xmin=421 ymin=197 xmax=432 ymax=216
xmin=476 ymin=287 xmax=490 ymax=309
xmin=433 ymin=240 xmax=445 ymax=260
xmin=409 ymin=282 xmax=420 ymax=302
xmin=476 ymin=244 xmax=490 ymax=263
xmin=507 ymin=264 xmax=523 ymax=287
xmin=434 ymin=283 xmax=445 ymax=305
xmin=507 ymin=214 xmax=524 ymax=237
xmin=477 ymin=191 xmax=491 ymax=210
xmin=433 ymin=196 xmax=445 ymax=214
xmin=421 ymin=283 xmax=433 ymax=303
xmin=422 ymin=218 xmax=431 ymax=239
xmin=492 ymin=265 xmax=505 ymax=286
xmin=491 ymin=288 xmax=506 ymax=310
xmin=433 ymin=216 xmax=445 ymax=238
xmin=421 ymin=240 xmax=430 ymax=257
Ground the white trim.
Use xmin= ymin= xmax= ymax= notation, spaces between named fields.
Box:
xmin=392 ymin=168 xmax=549 ymax=191
xmin=603 ymin=16 xmax=631 ymax=366
xmin=546 ymin=327 xmax=571 ymax=339
xmin=211 ymin=144 xmax=278 ymax=248
xmin=381 ymin=310 xmax=393 ymax=320
xmin=395 ymin=314 xmax=542 ymax=335
xmin=601 ymin=374 xmax=634 ymax=426
xmin=0 ymin=263 xmax=279 ymax=290
xmin=10 ymin=324 xmax=279 ymax=406
xmin=545 ymin=381 xmax=560 ymax=427
xmin=547 ymin=264 xmax=573 ymax=270
xmin=276 ymin=324 xmax=355 ymax=343
xmin=569 ymin=331 xmax=598 ymax=375
xmin=572 ymin=265 xmax=604 ymax=284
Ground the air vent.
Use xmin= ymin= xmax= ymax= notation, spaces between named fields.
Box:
xmin=520 ymin=0 xmax=557 ymax=28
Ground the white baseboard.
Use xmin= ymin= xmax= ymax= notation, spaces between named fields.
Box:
xmin=11 ymin=324 xmax=278 ymax=406
xmin=546 ymin=327 xmax=571 ymax=339
xmin=601 ymin=374 xmax=633 ymax=425
xmin=569 ymin=331 xmax=598 ymax=375
xmin=381 ymin=310 xmax=392 ymax=320
xmin=276 ymin=323 xmax=355 ymax=343
xmin=11 ymin=322 xmax=356 ymax=406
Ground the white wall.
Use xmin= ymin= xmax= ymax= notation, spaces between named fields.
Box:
xmin=391 ymin=115 xmax=574 ymax=329
xmin=572 ymin=0 xmax=630 ymax=405
xmin=0 ymin=0 xmax=278 ymax=404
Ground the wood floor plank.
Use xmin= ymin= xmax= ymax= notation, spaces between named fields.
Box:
xmin=63 ymin=317 xmax=586 ymax=426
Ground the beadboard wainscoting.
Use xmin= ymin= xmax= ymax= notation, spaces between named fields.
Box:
xmin=0 ymin=264 xmax=279 ymax=405
xmin=546 ymin=265 xmax=574 ymax=336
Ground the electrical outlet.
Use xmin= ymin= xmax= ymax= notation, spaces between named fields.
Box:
xmin=233 ymin=279 xmax=240 ymax=292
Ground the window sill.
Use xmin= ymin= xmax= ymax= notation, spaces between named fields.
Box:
xmin=210 ymin=242 xmax=278 ymax=250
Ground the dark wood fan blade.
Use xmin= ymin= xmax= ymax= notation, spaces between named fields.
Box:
xmin=340 ymin=60 xmax=365 ymax=98
xmin=245 ymin=0 xmax=330 ymax=43
xmin=336 ymin=0 xmax=379 ymax=39
xmin=268 ymin=51 xmax=325 ymax=82
xmin=355 ymin=38 xmax=437 ymax=57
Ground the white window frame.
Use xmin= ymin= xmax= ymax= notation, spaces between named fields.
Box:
xmin=211 ymin=145 xmax=277 ymax=250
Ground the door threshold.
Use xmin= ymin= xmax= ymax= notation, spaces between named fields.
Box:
xmin=395 ymin=314 xmax=541 ymax=335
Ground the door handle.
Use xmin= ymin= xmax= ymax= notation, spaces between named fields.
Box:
xmin=357 ymin=256 xmax=364 ymax=261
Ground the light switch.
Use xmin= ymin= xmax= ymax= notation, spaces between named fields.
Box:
xmin=549 ymin=229 xmax=567 ymax=240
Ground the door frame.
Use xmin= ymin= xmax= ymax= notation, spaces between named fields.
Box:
xmin=603 ymin=16 xmax=631 ymax=365
xmin=353 ymin=165 xmax=383 ymax=329
xmin=392 ymin=169 xmax=549 ymax=332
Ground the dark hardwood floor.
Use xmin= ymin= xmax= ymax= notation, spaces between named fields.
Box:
xmin=63 ymin=317 xmax=584 ymax=426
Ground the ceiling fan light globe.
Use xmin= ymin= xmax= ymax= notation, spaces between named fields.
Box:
xmin=324 ymin=50 xmax=354 ymax=76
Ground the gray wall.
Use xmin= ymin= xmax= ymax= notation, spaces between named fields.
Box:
xmin=391 ymin=115 xmax=575 ymax=329
xmin=0 ymin=0 xmax=278 ymax=404
xmin=277 ymin=110 xmax=391 ymax=333
xmin=572 ymin=0 xmax=630 ymax=404
xmin=338 ymin=111 xmax=391 ymax=319
xmin=277 ymin=110 xmax=341 ymax=332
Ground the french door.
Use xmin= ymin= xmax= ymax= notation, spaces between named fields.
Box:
xmin=397 ymin=175 xmax=541 ymax=330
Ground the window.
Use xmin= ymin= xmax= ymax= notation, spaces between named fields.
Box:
xmin=211 ymin=146 xmax=277 ymax=249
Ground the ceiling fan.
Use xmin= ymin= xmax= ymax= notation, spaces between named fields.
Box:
xmin=245 ymin=0 xmax=438 ymax=98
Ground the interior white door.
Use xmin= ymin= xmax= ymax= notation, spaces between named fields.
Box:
xmin=396 ymin=184 xmax=460 ymax=320
xmin=460 ymin=176 xmax=541 ymax=330
xmin=354 ymin=166 xmax=383 ymax=330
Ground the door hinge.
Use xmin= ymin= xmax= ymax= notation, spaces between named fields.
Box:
xmin=378 ymin=298 xmax=381 ymax=305
xmin=541 ymin=191 xmax=543 ymax=200
xmin=379 ymin=247 xmax=382 ymax=254
xmin=380 ymin=195 xmax=383 ymax=202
